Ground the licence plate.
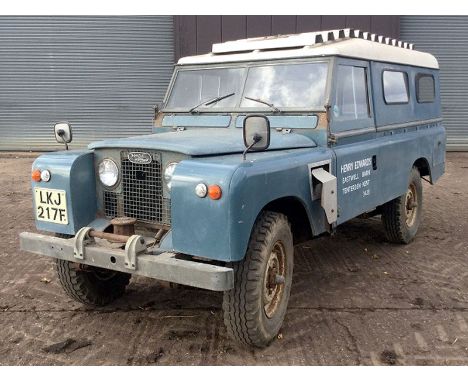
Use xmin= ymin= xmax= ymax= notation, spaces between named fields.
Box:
xmin=34 ymin=188 xmax=68 ymax=225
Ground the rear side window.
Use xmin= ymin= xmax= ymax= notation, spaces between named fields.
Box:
xmin=383 ymin=71 xmax=409 ymax=104
xmin=334 ymin=65 xmax=370 ymax=120
xmin=416 ymin=74 xmax=435 ymax=103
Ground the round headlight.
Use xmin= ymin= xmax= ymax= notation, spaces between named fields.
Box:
xmin=98 ymin=159 xmax=119 ymax=187
xmin=164 ymin=162 xmax=178 ymax=190
xmin=40 ymin=169 xmax=51 ymax=182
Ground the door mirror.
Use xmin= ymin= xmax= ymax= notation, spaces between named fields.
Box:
xmin=54 ymin=122 xmax=73 ymax=144
xmin=54 ymin=122 xmax=72 ymax=150
xmin=243 ymin=115 xmax=271 ymax=152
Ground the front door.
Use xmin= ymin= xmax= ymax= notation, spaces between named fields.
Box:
xmin=330 ymin=58 xmax=379 ymax=224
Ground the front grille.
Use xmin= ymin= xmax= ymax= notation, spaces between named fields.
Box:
xmin=104 ymin=191 xmax=117 ymax=218
xmin=103 ymin=151 xmax=171 ymax=226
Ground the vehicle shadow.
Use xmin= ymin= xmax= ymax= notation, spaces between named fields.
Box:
xmin=64 ymin=215 xmax=450 ymax=365
xmin=109 ymin=216 xmax=387 ymax=312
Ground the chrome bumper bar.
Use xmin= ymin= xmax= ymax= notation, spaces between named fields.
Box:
xmin=19 ymin=231 xmax=234 ymax=291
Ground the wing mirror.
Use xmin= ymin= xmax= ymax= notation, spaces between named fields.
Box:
xmin=242 ymin=115 xmax=271 ymax=160
xmin=54 ymin=122 xmax=72 ymax=150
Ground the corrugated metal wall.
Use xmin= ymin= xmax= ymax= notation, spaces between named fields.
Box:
xmin=0 ymin=16 xmax=174 ymax=151
xmin=401 ymin=16 xmax=468 ymax=150
xmin=174 ymin=16 xmax=400 ymax=60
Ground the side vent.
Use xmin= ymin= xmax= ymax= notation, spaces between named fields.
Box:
xmin=310 ymin=167 xmax=337 ymax=224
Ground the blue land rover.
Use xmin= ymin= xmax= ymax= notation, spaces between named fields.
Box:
xmin=20 ymin=29 xmax=446 ymax=347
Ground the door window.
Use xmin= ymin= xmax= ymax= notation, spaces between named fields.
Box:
xmin=333 ymin=65 xmax=369 ymax=120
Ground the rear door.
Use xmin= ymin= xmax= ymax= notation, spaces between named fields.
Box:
xmin=330 ymin=58 xmax=379 ymax=224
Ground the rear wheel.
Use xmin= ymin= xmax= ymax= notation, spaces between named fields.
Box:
xmin=381 ymin=167 xmax=423 ymax=244
xmin=222 ymin=211 xmax=294 ymax=348
xmin=54 ymin=234 xmax=131 ymax=306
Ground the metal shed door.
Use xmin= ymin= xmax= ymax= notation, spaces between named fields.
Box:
xmin=401 ymin=16 xmax=468 ymax=150
xmin=0 ymin=16 xmax=174 ymax=151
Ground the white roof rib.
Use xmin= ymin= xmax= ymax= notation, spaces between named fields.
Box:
xmin=178 ymin=28 xmax=439 ymax=69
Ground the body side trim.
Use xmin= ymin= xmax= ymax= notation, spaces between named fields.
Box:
xmin=330 ymin=127 xmax=376 ymax=139
xmin=330 ymin=118 xmax=443 ymax=140
xmin=376 ymin=117 xmax=443 ymax=132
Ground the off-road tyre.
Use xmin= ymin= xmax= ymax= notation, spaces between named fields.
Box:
xmin=381 ymin=166 xmax=423 ymax=244
xmin=222 ymin=211 xmax=294 ymax=348
xmin=55 ymin=234 xmax=131 ymax=306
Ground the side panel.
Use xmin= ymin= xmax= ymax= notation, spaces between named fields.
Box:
xmin=229 ymin=149 xmax=332 ymax=261
xmin=171 ymin=148 xmax=333 ymax=262
xmin=431 ymin=123 xmax=446 ymax=181
xmin=333 ymin=140 xmax=379 ymax=223
xmin=334 ymin=124 xmax=445 ymax=224
xmin=332 ymin=61 xmax=444 ymax=224
xmin=31 ymin=150 xmax=97 ymax=235
xmin=170 ymin=160 xmax=238 ymax=261
xmin=371 ymin=62 xmax=441 ymax=127
xmin=375 ymin=124 xmax=445 ymax=205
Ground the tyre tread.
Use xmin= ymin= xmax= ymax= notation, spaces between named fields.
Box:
xmin=381 ymin=167 xmax=422 ymax=244
xmin=223 ymin=211 xmax=291 ymax=347
xmin=53 ymin=234 xmax=130 ymax=306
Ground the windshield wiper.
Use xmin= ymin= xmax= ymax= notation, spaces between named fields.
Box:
xmin=244 ymin=96 xmax=281 ymax=113
xmin=189 ymin=92 xmax=235 ymax=114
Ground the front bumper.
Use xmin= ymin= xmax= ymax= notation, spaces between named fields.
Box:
xmin=19 ymin=231 xmax=233 ymax=291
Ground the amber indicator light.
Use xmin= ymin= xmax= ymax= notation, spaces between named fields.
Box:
xmin=32 ymin=169 xmax=42 ymax=182
xmin=208 ymin=185 xmax=222 ymax=200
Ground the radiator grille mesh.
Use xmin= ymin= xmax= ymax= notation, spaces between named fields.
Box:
xmin=103 ymin=151 xmax=171 ymax=226
xmin=103 ymin=191 xmax=117 ymax=218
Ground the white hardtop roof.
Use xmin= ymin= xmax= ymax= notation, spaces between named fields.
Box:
xmin=178 ymin=29 xmax=439 ymax=69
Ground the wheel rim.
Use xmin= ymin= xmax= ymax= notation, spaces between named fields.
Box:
xmin=405 ymin=183 xmax=418 ymax=227
xmin=263 ymin=241 xmax=286 ymax=319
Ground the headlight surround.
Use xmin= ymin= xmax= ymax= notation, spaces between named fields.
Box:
xmin=98 ymin=158 xmax=119 ymax=187
xmin=164 ymin=162 xmax=178 ymax=190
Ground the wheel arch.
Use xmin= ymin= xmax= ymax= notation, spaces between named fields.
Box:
xmin=261 ymin=196 xmax=313 ymax=245
xmin=413 ymin=157 xmax=432 ymax=183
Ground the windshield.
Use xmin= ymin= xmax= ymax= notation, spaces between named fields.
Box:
xmin=166 ymin=68 xmax=245 ymax=109
xmin=241 ymin=63 xmax=328 ymax=108
xmin=165 ymin=61 xmax=329 ymax=111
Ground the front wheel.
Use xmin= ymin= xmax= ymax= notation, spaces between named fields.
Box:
xmin=381 ymin=166 xmax=423 ymax=244
xmin=56 ymin=259 xmax=131 ymax=306
xmin=54 ymin=233 xmax=131 ymax=306
xmin=55 ymin=259 xmax=131 ymax=306
xmin=222 ymin=211 xmax=294 ymax=348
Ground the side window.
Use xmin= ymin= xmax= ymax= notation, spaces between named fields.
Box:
xmin=334 ymin=65 xmax=370 ymax=120
xmin=383 ymin=71 xmax=409 ymax=104
xmin=416 ymin=74 xmax=435 ymax=103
